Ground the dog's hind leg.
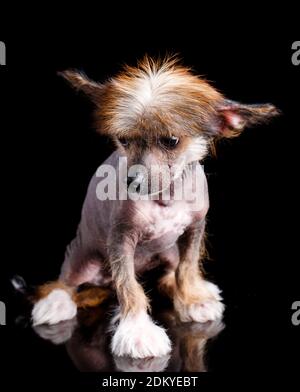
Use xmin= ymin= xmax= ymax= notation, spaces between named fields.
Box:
xmin=158 ymin=270 xmax=176 ymax=298
xmin=157 ymin=245 xmax=179 ymax=298
xmin=31 ymin=280 xmax=78 ymax=326
xmin=31 ymin=252 xmax=112 ymax=326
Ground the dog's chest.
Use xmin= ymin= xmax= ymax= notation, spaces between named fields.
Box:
xmin=139 ymin=201 xmax=192 ymax=242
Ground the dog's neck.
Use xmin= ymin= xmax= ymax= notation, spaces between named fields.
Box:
xmin=153 ymin=161 xmax=203 ymax=206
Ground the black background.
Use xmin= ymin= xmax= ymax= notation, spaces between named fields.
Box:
xmin=0 ymin=11 xmax=299 ymax=389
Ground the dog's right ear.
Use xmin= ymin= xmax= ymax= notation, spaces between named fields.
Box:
xmin=58 ymin=70 xmax=105 ymax=104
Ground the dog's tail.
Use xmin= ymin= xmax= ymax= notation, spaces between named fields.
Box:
xmin=73 ymin=285 xmax=112 ymax=308
xmin=11 ymin=275 xmax=29 ymax=294
xmin=11 ymin=276 xmax=112 ymax=308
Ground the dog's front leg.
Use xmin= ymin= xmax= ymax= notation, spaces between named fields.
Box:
xmin=108 ymin=225 xmax=171 ymax=358
xmin=174 ymin=220 xmax=224 ymax=323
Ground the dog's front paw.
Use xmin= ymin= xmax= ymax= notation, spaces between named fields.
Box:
xmin=174 ymin=281 xmax=225 ymax=323
xmin=32 ymin=289 xmax=77 ymax=326
xmin=111 ymin=311 xmax=171 ymax=358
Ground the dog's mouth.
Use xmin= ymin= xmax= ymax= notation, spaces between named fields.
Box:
xmin=127 ymin=180 xmax=166 ymax=197
xmin=127 ymin=171 xmax=186 ymax=199
xmin=124 ymin=160 xmax=189 ymax=199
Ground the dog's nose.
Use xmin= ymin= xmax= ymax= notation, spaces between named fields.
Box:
xmin=127 ymin=176 xmax=134 ymax=188
xmin=127 ymin=175 xmax=142 ymax=193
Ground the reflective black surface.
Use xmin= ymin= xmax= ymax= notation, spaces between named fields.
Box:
xmin=33 ymin=305 xmax=224 ymax=372
xmin=1 ymin=273 xmax=297 ymax=375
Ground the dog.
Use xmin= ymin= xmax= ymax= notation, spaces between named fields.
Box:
xmin=29 ymin=56 xmax=278 ymax=358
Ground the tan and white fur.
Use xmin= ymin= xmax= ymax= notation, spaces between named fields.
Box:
xmin=31 ymin=57 xmax=278 ymax=358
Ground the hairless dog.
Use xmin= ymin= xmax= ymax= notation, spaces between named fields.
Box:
xmin=30 ymin=57 xmax=279 ymax=358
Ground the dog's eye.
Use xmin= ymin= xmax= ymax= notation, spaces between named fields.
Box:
xmin=159 ymin=136 xmax=179 ymax=149
xmin=119 ymin=137 xmax=129 ymax=147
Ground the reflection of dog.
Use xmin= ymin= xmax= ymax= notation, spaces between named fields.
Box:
xmin=30 ymin=57 xmax=278 ymax=358
xmin=33 ymin=306 xmax=224 ymax=372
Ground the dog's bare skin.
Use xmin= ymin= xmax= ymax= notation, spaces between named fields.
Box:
xmin=57 ymin=152 xmax=213 ymax=357
xmin=31 ymin=57 xmax=278 ymax=358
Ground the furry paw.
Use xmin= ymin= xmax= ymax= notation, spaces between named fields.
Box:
xmin=111 ymin=311 xmax=171 ymax=358
xmin=174 ymin=281 xmax=225 ymax=323
xmin=32 ymin=289 xmax=77 ymax=326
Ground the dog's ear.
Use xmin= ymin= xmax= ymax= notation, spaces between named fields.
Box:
xmin=58 ymin=70 xmax=104 ymax=104
xmin=216 ymin=100 xmax=280 ymax=138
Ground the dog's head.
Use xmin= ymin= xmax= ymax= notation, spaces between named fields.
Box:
xmin=60 ymin=56 xmax=279 ymax=195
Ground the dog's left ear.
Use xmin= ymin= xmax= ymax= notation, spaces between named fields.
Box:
xmin=58 ymin=70 xmax=105 ymax=104
xmin=216 ymin=100 xmax=280 ymax=138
